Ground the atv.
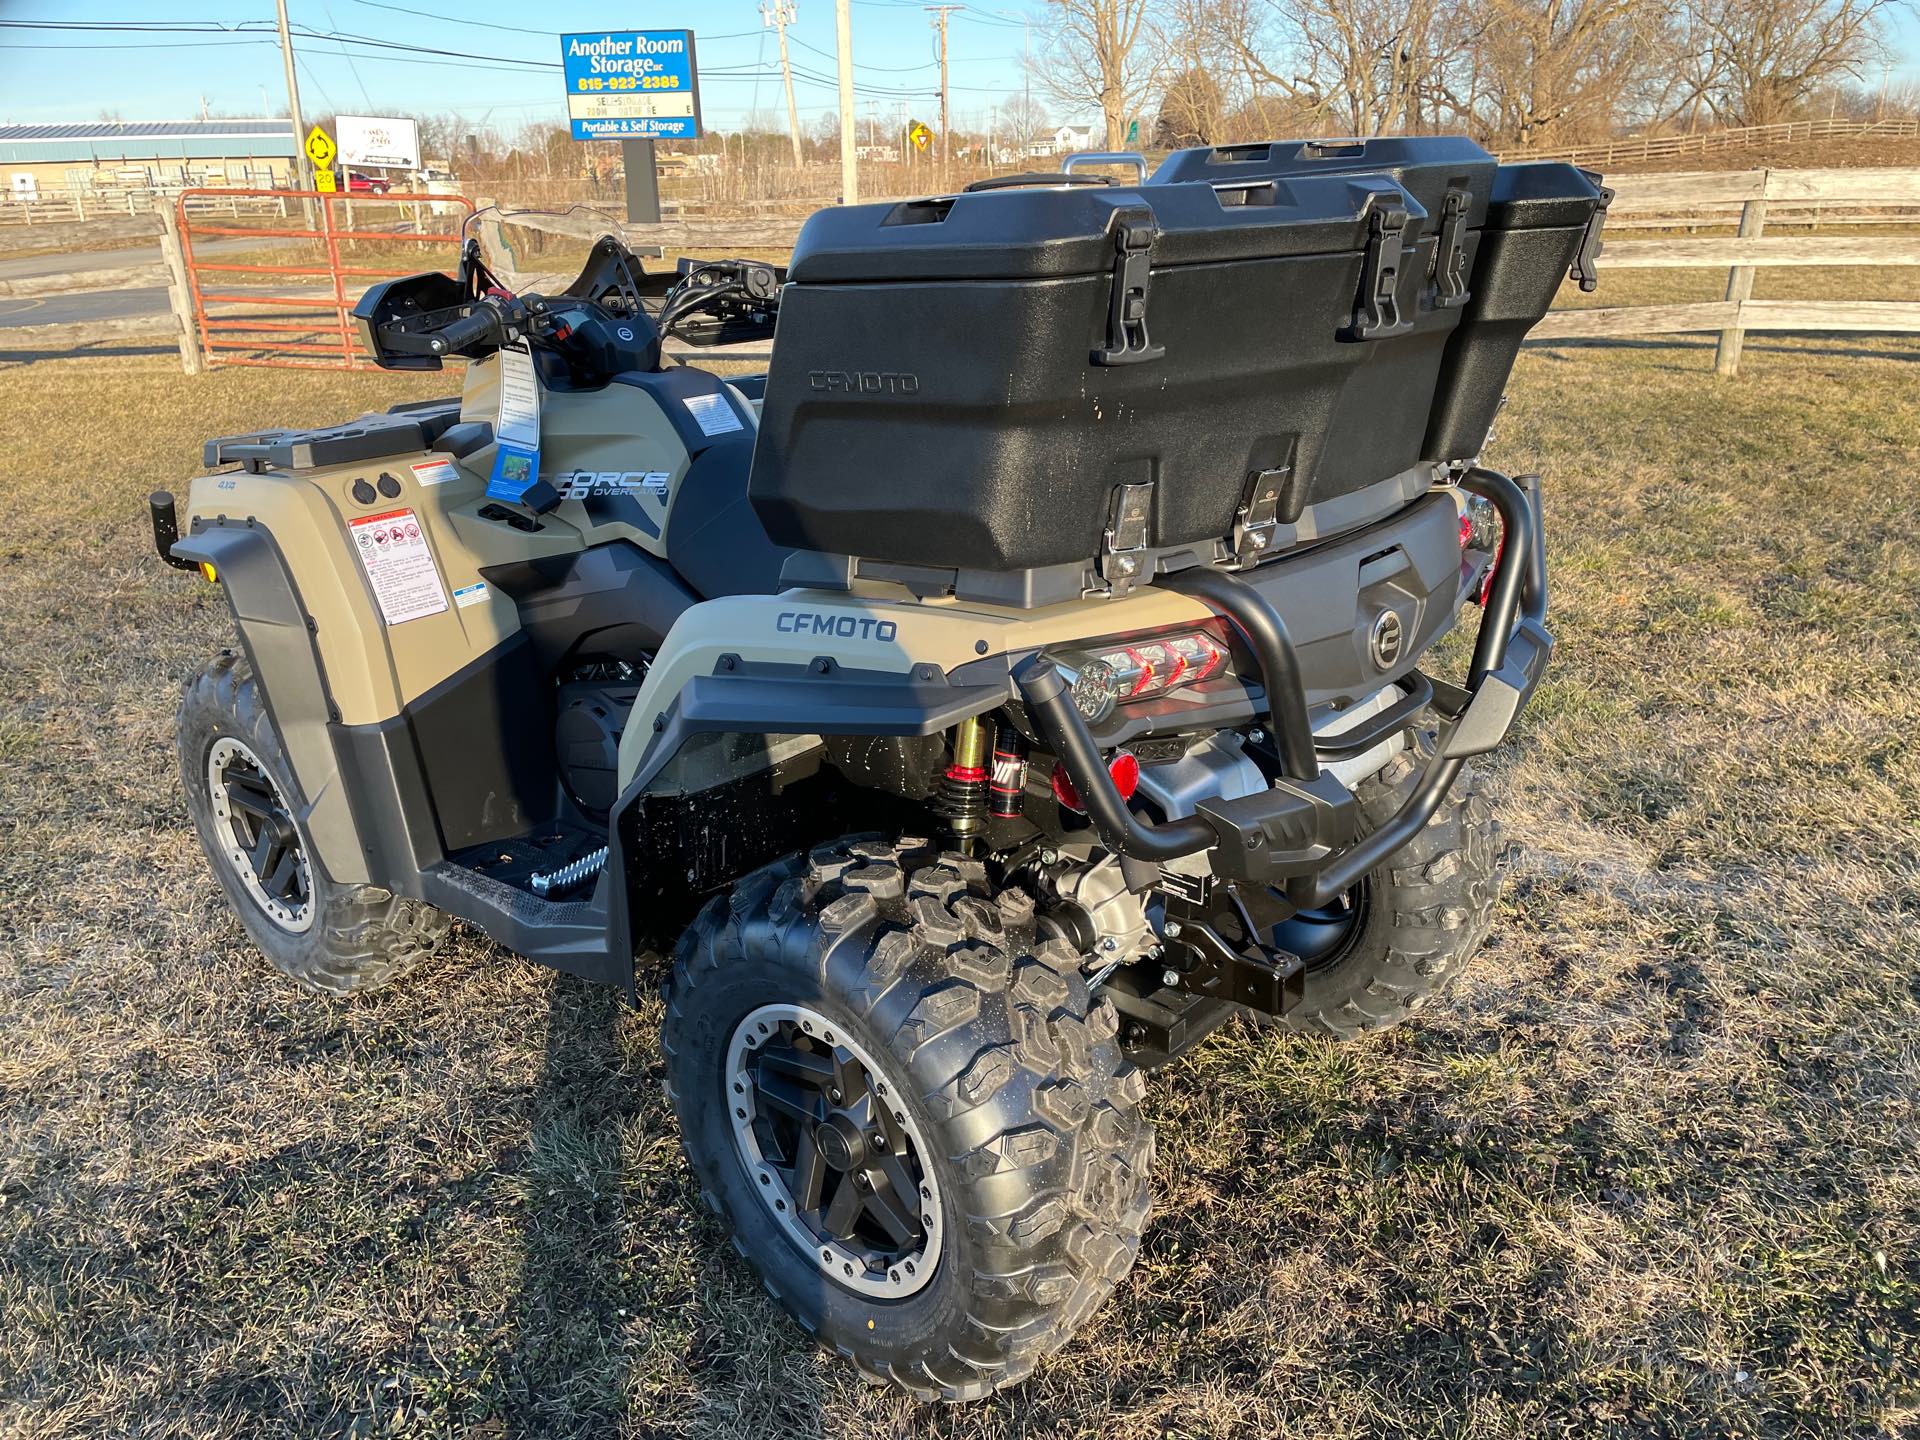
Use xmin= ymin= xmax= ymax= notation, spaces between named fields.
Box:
xmin=152 ymin=140 xmax=1607 ymax=1400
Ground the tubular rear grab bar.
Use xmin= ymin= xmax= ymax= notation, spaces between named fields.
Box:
xmin=1013 ymin=466 xmax=1552 ymax=906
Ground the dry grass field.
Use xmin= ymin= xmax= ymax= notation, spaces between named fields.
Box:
xmin=1 ymin=327 xmax=1917 ymax=1439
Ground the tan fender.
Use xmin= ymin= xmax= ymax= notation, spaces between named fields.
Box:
xmin=615 ymin=583 xmax=1219 ymax=788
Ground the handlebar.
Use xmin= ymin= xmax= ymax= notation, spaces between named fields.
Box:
xmin=427 ymin=302 xmax=504 ymax=356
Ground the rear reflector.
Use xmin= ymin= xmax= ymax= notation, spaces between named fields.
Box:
xmin=1051 ymin=752 xmax=1140 ymax=813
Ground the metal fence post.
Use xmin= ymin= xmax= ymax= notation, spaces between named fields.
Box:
xmin=1714 ymin=180 xmax=1769 ymax=378
xmin=156 ymin=203 xmax=205 ymax=376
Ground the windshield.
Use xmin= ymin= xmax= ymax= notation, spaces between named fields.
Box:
xmin=459 ymin=204 xmax=636 ymax=297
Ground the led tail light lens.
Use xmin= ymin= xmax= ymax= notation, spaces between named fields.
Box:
xmin=1060 ymin=626 xmax=1230 ymax=723
xmin=1462 ymin=493 xmax=1501 ymax=552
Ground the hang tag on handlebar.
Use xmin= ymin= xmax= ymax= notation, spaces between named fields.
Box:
xmin=494 ymin=340 xmax=540 ymax=449
xmin=485 ymin=341 xmax=552 ymax=509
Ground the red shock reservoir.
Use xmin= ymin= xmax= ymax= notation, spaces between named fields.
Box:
xmin=989 ymin=726 xmax=1028 ymax=818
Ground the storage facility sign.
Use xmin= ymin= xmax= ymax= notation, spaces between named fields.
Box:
xmin=337 ymin=115 xmax=420 ymax=170
xmin=560 ymin=31 xmax=702 ymax=140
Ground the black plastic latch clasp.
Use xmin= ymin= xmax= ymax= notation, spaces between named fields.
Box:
xmin=1432 ymin=188 xmax=1472 ymax=308
xmin=1569 ymin=176 xmax=1613 ymax=293
xmin=1352 ymin=202 xmax=1414 ymax=340
xmin=1092 ymin=214 xmax=1165 ymax=366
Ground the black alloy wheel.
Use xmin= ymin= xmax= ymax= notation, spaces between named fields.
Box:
xmin=726 ymin=1002 xmax=944 ymax=1298
xmin=205 ymin=734 xmax=314 ymax=934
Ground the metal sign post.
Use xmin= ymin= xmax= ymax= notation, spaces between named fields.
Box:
xmin=621 ymin=138 xmax=663 ymax=224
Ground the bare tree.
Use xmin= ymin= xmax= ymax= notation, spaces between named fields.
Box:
xmin=1676 ymin=0 xmax=1898 ymax=125
xmin=1466 ymin=0 xmax=1660 ymax=147
xmin=1156 ymin=67 xmax=1229 ymax=144
xmin=999 ymin=93 xmax=1052 ymax=156
xmin=1207 ymin=0 xmax=1459 ymax=134
xmin=1037 ymin=0 xmax=1166 ymax=148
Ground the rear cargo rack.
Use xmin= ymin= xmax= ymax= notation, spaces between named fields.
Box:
xmin=203 ymin=400 xmax=462 ymax=472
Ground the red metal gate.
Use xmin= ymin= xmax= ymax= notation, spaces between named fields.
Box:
xmin=176 ymin=188 xmax=474 ymax=370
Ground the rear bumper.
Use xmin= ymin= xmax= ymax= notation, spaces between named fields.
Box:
xmin=1015 ymin=466 xmax=1550 ymax=908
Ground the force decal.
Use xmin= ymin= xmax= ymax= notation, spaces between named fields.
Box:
xmin=553 ymin=469 xmax=672 ymax=501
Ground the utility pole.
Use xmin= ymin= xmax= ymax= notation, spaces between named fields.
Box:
xmin=835 ymin=0 xmax=857 ymax=203
xmin=763 ymin=0 xmax=804 ymax=169
xmin=273 ymin=0 xmax=316 ymax=225
xmin=925 ymin=5 xmax=961 ymax=180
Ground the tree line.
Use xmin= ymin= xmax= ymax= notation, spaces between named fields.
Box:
xmin=1034 ymin=0 xmax=1916 ymax=152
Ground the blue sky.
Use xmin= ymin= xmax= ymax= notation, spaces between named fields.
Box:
xmin=1 ymin=2 xmax=1915 ymax=137
xmin=0 ymin=1 xmax=1050 ymax=134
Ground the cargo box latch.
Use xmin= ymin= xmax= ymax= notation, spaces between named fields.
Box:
xmin=1232 ymin=464 xmax=1291 ymax=565
xmin=1433 ymin=189 xmax=1473 ymax=309
xmin=1352 ymin=203 xmax=1414 ymax=341
xmin=1569 ymin=178 xmax=1614 ymax=293
xmin=1092 ymin=218 xmax=1166 ymax=367
xmin=1100 ymin=481 xmax=1155 ymax=591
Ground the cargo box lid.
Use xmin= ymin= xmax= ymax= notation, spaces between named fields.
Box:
xmin=1153 ymin=136 xmax=1497 ymax=225
xmin=1485 ymin=161 xmax=1608 ymax=229
xmin=784 ymin=175 xmax=1418 ymax=284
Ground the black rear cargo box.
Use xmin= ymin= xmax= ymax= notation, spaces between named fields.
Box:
xmin=1425 ymin=161 xmax=1609 ymax=457
xmin=748 ymin=137 xmax=1602 ymax=605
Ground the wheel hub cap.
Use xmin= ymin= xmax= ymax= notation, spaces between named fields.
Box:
xmin=206 ymin=736 xmax=314 ymax=934
xmin=725 ymin=1002 xmax=944 ymax=1299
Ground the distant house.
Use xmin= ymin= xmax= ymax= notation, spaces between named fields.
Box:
xmin=1027 ymin=123 xmax=1097 ymax=159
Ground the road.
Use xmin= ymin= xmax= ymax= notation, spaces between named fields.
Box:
xmin=0 ymin=286 xmax=172 ymax=328
xmin=0 ymin=235 xmax=296 ymax=287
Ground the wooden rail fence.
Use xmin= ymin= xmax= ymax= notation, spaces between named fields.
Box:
xmin=145 ymin=167 xmax=1917 ymax=374
xmin=1536 ymin=167 xmax=1920 ymax=372
xmin=1511 ymin=117 xmax=1920 ymax=172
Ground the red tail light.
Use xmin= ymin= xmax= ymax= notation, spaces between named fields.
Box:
xmin=1061 ymin=625 xmax=1231 ymax=723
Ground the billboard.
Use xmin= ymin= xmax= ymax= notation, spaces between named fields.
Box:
xmin=560 ymin=31 xmax=702 ymax=140
xmin=337 ymin=115 xmax=421 ymax=170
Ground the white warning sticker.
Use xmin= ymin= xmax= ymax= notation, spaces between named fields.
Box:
xmin=452 ymin=581 xmax=489 ymax=609
xmin=683 ymin=391 xmax=743 ymax=437
xmin=349 ymin=508 xmax=447 ymax=625
xmin=410 ymin=457 xmax=461 ymax=487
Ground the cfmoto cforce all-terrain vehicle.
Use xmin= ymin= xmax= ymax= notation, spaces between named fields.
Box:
xmin=153 ymin=139 xmax=1608 ymax=1399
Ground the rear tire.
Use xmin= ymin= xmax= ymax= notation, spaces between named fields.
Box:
xmin=178 ymin=651 xmax=450 ymax=995
xmin=663 ymin=836 xmax=1152 ymax=1400
xmin=1282 ymin=731 xmax=1501 ymax=1039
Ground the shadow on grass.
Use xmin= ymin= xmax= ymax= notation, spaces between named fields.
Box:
xmin=501 ymin=974 xmax=641 ymax=1437
xmin=0 ymin=341 xmax=180 ymax=365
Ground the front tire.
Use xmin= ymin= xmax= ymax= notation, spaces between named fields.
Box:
xmin=1282 ymin=731 xmax=1501 ymax=1039
xmin=178 ymin=652 xmax=450 ymax=994
xmin=663 ymin=836 xmax=1152 ymax=1401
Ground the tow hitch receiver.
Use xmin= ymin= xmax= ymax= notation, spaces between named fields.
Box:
xmin=1160 ymin=880 xmax=1307 ymax=1014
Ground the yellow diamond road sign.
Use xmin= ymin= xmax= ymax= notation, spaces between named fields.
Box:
xmin=305 ymin=124 xmax=337 ymax=168
xmin=909 ymin=122 xmax=932 ymax=152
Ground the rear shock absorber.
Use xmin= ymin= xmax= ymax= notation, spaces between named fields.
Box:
xmin=936 ymin=715 xmax=992 ymax=845
xmin=989 ymin=723 xmax=1028 ymax=819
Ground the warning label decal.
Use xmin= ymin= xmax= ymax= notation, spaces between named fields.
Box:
xmin=349 ymin=508 xmax=447 ymax=625
xmin=410 ymin=457 xmax=461 ymax=487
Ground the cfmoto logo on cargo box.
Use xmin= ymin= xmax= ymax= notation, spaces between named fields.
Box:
xmin=807 ymin=370 xmax=920 ymax=395
xmin=776 ymin=611 xmax=899 ymax=641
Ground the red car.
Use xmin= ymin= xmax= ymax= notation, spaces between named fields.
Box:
xmin=344 ymin=171 xmax=391 ymax=195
